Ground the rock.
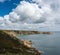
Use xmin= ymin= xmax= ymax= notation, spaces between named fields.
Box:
xmin=0 ymin=30 xmax=42 ymax=55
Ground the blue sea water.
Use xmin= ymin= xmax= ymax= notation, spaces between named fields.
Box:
xmin=18 ymin=31 xmax=60 ymax=55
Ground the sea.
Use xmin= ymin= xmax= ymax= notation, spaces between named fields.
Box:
xmin=17 ymin=31 xmax=60 ymax=55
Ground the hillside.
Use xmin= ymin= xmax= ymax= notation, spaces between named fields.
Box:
xmin=2 ymin=30 xmax=52 ymax=36
xmin=0 ymin=30 xmax=42 ymax=55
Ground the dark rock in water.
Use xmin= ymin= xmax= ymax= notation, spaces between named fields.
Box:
xmin=0 ymin=30 xmax=42 ymax=55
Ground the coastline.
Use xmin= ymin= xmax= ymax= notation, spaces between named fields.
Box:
xmin=0 ymin=30 xmax=43 ymax=55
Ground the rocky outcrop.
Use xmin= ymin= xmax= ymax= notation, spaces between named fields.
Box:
xmin=3 ymin=30 xmax=52 ymax=35
xmin=0 ymin=30 xmax=42 ymax=55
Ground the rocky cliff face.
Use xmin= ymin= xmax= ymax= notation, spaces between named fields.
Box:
xmin=4 ymin=30 xmax=52 ymax=35
xmin=0 ymin=30 xmax=42 ymax=55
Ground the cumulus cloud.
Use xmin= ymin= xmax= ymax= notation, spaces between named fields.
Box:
xmin=0 ymin=0 xmax=60 ymax=30
xmin=14 ymin=1 xmax=51 ymax=23
xmin=1 ymin=0 xmax=51 ymax=23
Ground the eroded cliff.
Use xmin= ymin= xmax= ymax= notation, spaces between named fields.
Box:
xmin=0 ymin=30 xmax=42 ymax=55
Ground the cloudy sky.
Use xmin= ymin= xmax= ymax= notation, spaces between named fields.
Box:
xmin=0 ymin=0 xmax=60 ymax=31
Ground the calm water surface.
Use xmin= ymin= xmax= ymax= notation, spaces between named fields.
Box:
xmin=18 ymin=32 xmax=60 ymax=55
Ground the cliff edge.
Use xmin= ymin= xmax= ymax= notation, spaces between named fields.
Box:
xmin=0 ymin=30 xmax=42 ymax=55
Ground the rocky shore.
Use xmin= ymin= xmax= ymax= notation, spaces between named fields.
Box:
xmin=0 ymin=30 xmax=42 ymax=55
xmin=3 ymin=30 xmax=52 ymax=35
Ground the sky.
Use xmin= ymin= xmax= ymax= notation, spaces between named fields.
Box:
xmin=0 ymin=0 xmax=60 ymax=31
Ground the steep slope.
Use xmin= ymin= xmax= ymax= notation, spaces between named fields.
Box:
xmin=0 ymin=30 xmax=42 ymax=55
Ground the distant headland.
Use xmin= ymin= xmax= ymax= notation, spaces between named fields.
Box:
xmin=2 ymin=30 xmax=53 ymax=36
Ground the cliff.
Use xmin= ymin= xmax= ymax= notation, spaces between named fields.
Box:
xmin=3 ymin=30 xmax=52 ymax=35
xmin=0 ymin=30 xmax=42 ymax=55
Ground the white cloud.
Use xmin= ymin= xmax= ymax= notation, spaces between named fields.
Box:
xmin=13 ymin=1 xmax=51 ymax=23
xmin=32 ymin=0 xmax=42 ymax=3
xmin=0 ymin=0 xmax=60 ymax=31
xmin=9 ymin=12 xmax=20 ymax=23
xmin=0 ymin=0 xmax=51 ymax=25
xmin=0 ymin=17 xmax=4 ymax=24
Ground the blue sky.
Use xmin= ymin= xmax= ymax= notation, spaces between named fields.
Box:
xmin=0 ymin=0 xmax=21 ymax=16
xmin=0 ymin=0 xmax=60 ymax=31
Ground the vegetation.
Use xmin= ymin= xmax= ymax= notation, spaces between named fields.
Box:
xmin=0 ymin=30 xmax=42 ymax=55
xmin=2 ymin=30 xmax=52 ymax=35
